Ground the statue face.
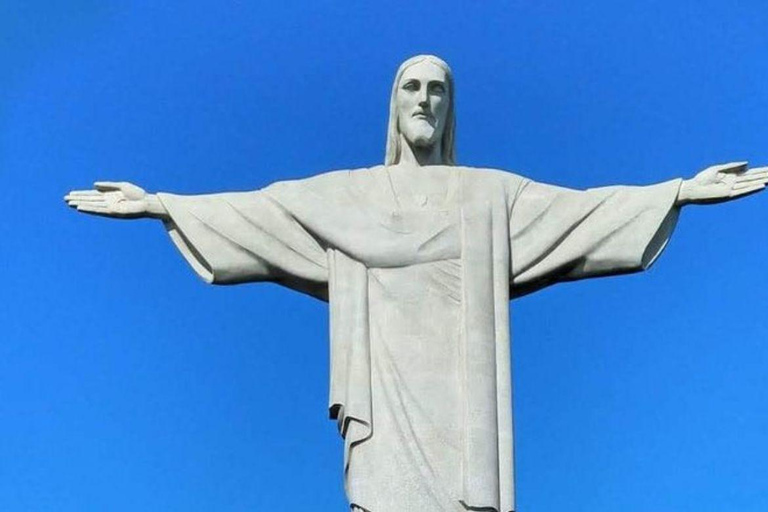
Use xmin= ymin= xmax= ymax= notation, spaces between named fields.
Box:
xmin=395 ymin=60 xmax=450 ymax=150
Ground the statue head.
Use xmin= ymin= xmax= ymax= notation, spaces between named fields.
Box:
xmin=385 ymin=55 xmax=456 ymax=166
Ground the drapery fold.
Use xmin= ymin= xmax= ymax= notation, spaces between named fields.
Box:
xmin=327 ymin=249 xmax=373 ymax=475
xmin=156 ymin=167 xmax=682 ymax=512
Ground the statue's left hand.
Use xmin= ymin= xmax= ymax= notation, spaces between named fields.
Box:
xmin=677 ymin=162 xmax=768 ymax=205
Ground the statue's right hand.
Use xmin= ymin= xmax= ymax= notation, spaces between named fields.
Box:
xmin=65 ymin=181 xmax=155 ymax=219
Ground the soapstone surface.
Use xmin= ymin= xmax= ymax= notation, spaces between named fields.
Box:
xmin=65 ymin=55 xmax=768 ymax=512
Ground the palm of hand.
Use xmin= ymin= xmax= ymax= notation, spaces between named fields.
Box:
xmin=65 ymin=181 xmax=148 ymax=218
xmin=681 ymin=162 xmax=768 ymax=205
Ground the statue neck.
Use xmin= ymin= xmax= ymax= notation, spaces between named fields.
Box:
xmin=398 ymin=134 xmax=444 ymax=166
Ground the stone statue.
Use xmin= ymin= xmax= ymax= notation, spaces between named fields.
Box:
xmin=65 ymin=55 xmax=767 ymax=512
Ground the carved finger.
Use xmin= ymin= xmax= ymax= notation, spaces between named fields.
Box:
xmin=73 ymin=200 xmax=108 ymax=209
xmin=730 ymin=183 xmax=765 ymax=198
xmin=733 ymin=183 xmax=764 ymax=191
xmin=94 ymin=181 xmax=127 ymax=192
xmin=76 ymin=204 xmax=111 ymax=214
xmin=68 ymin=203 xmax=107 ymax=212
xmin=714 ymin=161 xmax=749 ymax=175
xmin=65 ymin=195 xmax=105 ymax=203
xmin=67 ymin=190 xmax=102 ymax=197
xmin=733 ymin=173 xmax=768 ymax=188
xmin=735 ymin=170 xmax=768 ymax=181
xmin=64 ymin=196 xmax=107 ymax=204
xmin=738 ymin=167 xmax=768 ymax=176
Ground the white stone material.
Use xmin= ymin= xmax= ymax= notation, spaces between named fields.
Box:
xmin=65 ymin=55 xmax=768 ymax=512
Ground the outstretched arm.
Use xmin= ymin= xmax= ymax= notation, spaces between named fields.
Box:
xmin=64 ymin=181 xmax=169 ymax=220
xmin=509 ymin=161 xmax=767 ymax=297
xmin=66 ymin=180 xmax=329 ymax=297
xmin=677 ymin=162 xmax=768 ymax=206
xmin=509 ymin=176 xmax=682 ymax=297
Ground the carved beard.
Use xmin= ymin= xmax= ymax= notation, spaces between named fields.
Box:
xmin=401 ymin=117 xmax=440 ymax=149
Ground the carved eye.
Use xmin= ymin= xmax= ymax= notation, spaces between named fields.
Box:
xmin=430 ymin=83 xmax=446 ymax=94
xmin=402 ymin=80 xmax=419 ymax=92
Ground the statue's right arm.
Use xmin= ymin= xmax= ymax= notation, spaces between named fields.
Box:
xmin=64 ymin=181 xmax=169 ymax=221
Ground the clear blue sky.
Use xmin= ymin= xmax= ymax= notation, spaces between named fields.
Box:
xmin=1 ymin=1 xmax=767 ymax=510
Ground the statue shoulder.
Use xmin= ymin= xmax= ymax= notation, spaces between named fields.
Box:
xmin=458 ymin=166 xmax=530 ymax=194
xmin=263 ymin=165 xmax=383 ymax=202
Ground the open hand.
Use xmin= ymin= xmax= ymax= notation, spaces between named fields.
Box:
xmin=64 ymin=181 xmax=165 ymax=219
xmin=678 ymin=162 xmax=768 ymax=205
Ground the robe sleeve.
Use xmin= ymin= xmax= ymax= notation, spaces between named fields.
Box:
xmin=156 ymin=190 xmax=329 ymax=300
xmin=509 ymin=178 xmax=682 ymax=298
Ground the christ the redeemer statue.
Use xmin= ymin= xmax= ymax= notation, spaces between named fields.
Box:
xmin=65 ymin=55 xmax=767 ymax=512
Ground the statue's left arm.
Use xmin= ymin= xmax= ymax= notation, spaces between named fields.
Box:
xmin=509 ymin=162 xmax=767 ymax=297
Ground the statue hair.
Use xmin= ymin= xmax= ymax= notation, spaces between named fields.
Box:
xmin=384 ymin=55 xmax=456 ymax=166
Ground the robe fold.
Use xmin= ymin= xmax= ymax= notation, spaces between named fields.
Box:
xmin=157 ymin=166 xmax=681 ymax=512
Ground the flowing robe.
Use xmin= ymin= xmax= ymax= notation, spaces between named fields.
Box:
xmin=156 ymin=165 xmax=681 ymax=512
